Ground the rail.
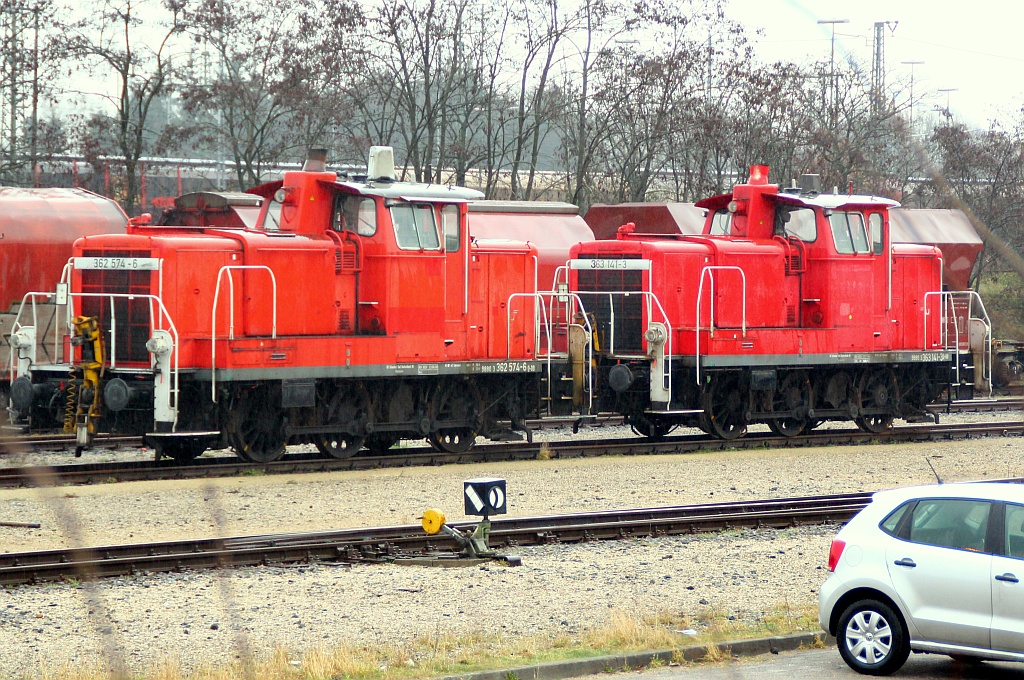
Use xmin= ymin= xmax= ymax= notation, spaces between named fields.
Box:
xmin=924 ymin=290 xmax=992 ymax=396
xmin=210 ymin=266 xmax=278 ymax=402
xmin=695 ymin=266 xmax=747 ymax=385
xmin=0 ymin=493 xmax=874 ymax=585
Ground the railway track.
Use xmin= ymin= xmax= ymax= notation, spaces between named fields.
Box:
xmin=0 ymin=492 xmax=878 ymax=586
xmin=0 ymin=419 xmax=1021 ymax=489
xmin=3 ymin=397 xmax=1020 ymax=454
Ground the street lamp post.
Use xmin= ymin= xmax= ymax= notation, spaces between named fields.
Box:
xmin=901 ymin=60 xmax=924 ymax=129
xmin=937 ymin=87 xmax=958 ymax=118
xmin=817 ymin=19 xmax=849 ymax=118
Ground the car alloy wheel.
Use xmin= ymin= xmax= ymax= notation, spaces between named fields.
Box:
xmin=837 ymin=599 xmax=910 ymax=676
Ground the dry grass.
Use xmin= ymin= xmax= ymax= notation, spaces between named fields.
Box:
xmin=18 ymin=602 xmax=819 ymax=680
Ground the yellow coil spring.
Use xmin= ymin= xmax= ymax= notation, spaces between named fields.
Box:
xmin=63 ymin=366 xmax=79 ymax=433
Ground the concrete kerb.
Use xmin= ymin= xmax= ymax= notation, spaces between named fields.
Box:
xmin=442 ymin=632 xmax=837 ymax=680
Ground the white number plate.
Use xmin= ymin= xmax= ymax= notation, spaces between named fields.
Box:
xmin=569 ymin=259 xmax=651 ymax=271
xmin=74 ymin=257 xmax=160 ymax=271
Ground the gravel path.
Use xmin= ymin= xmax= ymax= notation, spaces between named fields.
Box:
xmin=0 ymin=422 xmax=1022 ymax=676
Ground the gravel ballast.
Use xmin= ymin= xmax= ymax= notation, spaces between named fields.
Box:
xmin=0 ymin=426 xmax=1021 ymax=675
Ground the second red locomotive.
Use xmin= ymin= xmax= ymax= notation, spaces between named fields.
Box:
xmin=556 ymin=166 xmax=988 ymax=438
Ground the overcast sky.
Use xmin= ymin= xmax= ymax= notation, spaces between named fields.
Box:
xmin=721 ymin=0 xmax=1023 ymax=129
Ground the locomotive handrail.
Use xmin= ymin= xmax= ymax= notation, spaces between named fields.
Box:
xmin=7 ymin=291 xmax=51 ymax=381
xmin=573 ymin=290 xmax=674 ymax=409
xmin=508 ymin=291 xmax=596 ymax=414
xmin=210 ymin=265 xmax=278 ymax=403
xmin=64 ymin=291 xmax=181 ymax=429
xmin=924 ymin=290 xmax=992 ymax=396
xmin=695 ymin=266 xmax=748 ymax=385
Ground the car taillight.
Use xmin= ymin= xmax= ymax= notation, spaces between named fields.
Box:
xmin=827 ymin=539 xmax=847 ymax=572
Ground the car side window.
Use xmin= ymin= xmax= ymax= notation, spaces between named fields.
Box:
xmin=908 ymin=499 xmax=992 ymax=552
xmin=880 ymin=501 xmax=914 ymax=537
xmin=1005 ymin=504 xmax=1024 ymax=559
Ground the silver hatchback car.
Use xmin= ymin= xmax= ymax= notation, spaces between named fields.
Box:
xmin=819 ymin=482 xmax=1024 ymax=675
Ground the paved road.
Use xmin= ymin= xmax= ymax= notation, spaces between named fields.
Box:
xmin=579 ymin=648 xmax=1024 ymax=680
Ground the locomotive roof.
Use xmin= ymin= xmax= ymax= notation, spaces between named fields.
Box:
xmin=697 ymin=190 xmax=900 ymax=212
xmin=775 ymin=192 xmax=900 ymax=210
xmin=328 ymin=179 xmax=484 ymax=202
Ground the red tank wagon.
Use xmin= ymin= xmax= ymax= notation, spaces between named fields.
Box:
xmin=1 ymin=188 xmax=127 ymax=407
xmin=8 ymin=148 xmax=552 ymax=461
xmin=562 ymin=167 xmax=988 ymax=438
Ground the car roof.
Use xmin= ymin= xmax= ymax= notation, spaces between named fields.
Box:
xmin=873 ymin=481 xmax=1024 ymax=505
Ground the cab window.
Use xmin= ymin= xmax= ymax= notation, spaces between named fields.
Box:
xmin=710 ymin=210 xmax=731 ymax=235
xmin=333 ymin=196 xmax=377 ymax=236
xmin=391 ymin=202 xmax=440 ymax=250
xmin=869 ymin=213 xmax=884 ymax=255
xmin=775 ymin=206 xmax=817 ymax=242
xmin=441 ymin=204 xmax=460 ymax=252
xmin=829 ymin=211 xmax=870 ymax=255
xmin=261 ymin=200 xmax=282 ymax=232
xmin=907 ymin=499 xmax=991 ymax=553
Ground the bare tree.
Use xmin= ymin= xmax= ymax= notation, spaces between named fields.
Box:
xmin=0 ymin=0 xmax=61 ymax=184
xmin=63 ymin=0 xmax=185 ymax=214
xmin=178 ymin=0 xmax=361 ymax=189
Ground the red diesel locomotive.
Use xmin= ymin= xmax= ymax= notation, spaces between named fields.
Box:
xmin=560 ymin=166 xmax=987 ymax=438
xmin=8 ymin=148 xmax=561 ymax=461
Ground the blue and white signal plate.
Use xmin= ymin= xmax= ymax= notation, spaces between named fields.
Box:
xmin=464 ymin=477 xmax=507 ymax=516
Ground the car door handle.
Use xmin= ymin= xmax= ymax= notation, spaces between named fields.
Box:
xmin=893 ymin=558 xmax=917 ymax=568
xmin=996 ymin=573 xmax=1020 ymax=583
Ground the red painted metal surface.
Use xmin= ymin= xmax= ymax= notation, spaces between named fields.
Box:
xmin=68 ymin=166 xmax=540 ymax=375
xmin=571 ymin=169 xmax=944 ymax=359
xmin=468 ymin=201 xmax=592 ymax=290
xmin=584 ymin=202 xmax=704 ymax=239
xmin=585 ymin=202 xmax=981 ymax=291
xmin=0 ymin=187 xmax=127 ymax=312
xmin=889 ymin=208 xmax=982 ymax=291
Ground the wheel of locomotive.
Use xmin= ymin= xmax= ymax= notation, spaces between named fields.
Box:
xmin=767 ymin=371 xmax=810 ymax=437
xmin=702 ymin=372 xmax=748 ymax=440
xmin=228 ymin=386 xmax=287 ymax=463
xmin=314 ymin=385 xmax=369 ymax=460
xmin=855 ymin=368 xmax=898 ymax=433
xmin=427 ymin=380 xmax=481 ymax=453
xmin=364 ymin=433 xmax=400 ymax=453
